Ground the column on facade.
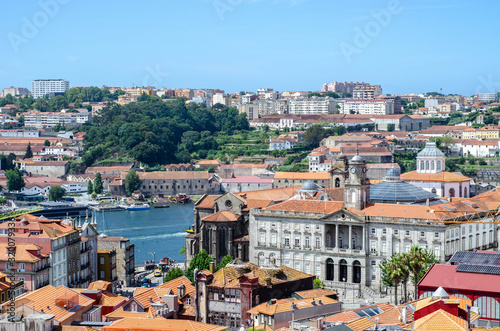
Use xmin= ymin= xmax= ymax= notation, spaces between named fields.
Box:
xmin=335 ymin=224 xmax=339 ymax=248
xmin=362 ymin=226 xmax=365 ymax=251
xmin=348 ymin=225 xmax=352 ymax=249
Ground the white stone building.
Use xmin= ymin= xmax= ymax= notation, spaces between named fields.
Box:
xmin=32 ymin=79 xmax=69 ymax=99
xmin=339 ymin=99 xmax=394 ymax=115
xmin=289 ymin=97 xmax=337 ymax=115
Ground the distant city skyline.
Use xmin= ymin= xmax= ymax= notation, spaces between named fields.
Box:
xmin=1 ymin=0 xmax=499 ymax=96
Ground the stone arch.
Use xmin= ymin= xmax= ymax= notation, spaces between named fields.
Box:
xmin=352 ymin=260 xmax=361 ymax=283
xmin=420 ymin=160 xmax=424 ymax=171
xmin=449 ymin=188 xmax=455 ymax=198
xmin=426 ymin=160 xmax=430 ymax=170
xmin=335 ymin=177 xmax=341 ymax=188
xmin=326 ymin=258 xmax=334 ymax=281
xmin=339 ymin=259 xmax=348 ymax=282
xmin=258 ymin=252 xmax=265 ymax=266
xmin=431 ymin=161 xmax=435 ymax=170
xmin=431 ymin=187 xmax=437 ymax=194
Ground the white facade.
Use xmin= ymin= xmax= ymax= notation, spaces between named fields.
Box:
xmin=212 ymin=93 xmax=230 ymax=107
xmin=50 ymin=236 xmax=68 ymax=287
xmin=289 ymin=97 xmax=337 ymax=114
xmin=424 ymin=99 xmax=439 ymax=109
xmin=339 ymin=99 xmax=394 ymax=115
xmin=269 ymin=138 xmax=297 ymax=151
xmin=32 ymin=79 xmax=69 ymax=99
xmin=462 ymin=141 xmax=500 ymax=157
xmin=477 ymin=93 xmax=497 ymax=102
xmin=24 ymin=111 xmax=91 ymax=128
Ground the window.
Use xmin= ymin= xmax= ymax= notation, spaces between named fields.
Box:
xmin=420 ymin=231 xmax=425 ymax=237
xmin=382 ymin=229 xmax=387 ymax=235
xmin=315 ymin=237 xmax=320 ymax=249
xmin=305 ymin=237 xmax=310 ymax=247
xmin=371 ymin=228 xmax=376 ymax=235
xmin=394 ymin=230 xmax=399 ymax=235
xmin=284 ymin=237 xmax=290 ymax=246
xmin=271 ymin=233 xmax=276 ymax=244
xmin=259 ymin=232 xmax=265 ymax=244
xmin=100 ymin=270 xmax=105 ymax=278
xmin=434 ymin=232 xmax=439 ymax=238
xmin=295 ymin=238 xmax=300 ymax=247
xmin=406 ymin=230 xmax=410 ymax=236
xmin=371 ymin=261 xmax=376 ymax=266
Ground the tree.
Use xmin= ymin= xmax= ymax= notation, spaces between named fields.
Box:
xmin=24 ymin=142 xmax=33 ymax=159
xmin=398 ymin=253 xmax=411 ymax=303
xmin=217 ymin=254 xmax=233 ymax=271
xmin=313 ymin=277 xmax=325 ymax=289
xmin=303 ymin=124 xmax=326 ymax=149
xmin=386 ymin=257 xmax=404 ymax=304
xmin=387 ymin=123 xmax=395 ymax=132
xmin=93 ymin=172 xmax=103 ymax=194
xmin=408 ymin=246 xmax=436 ymax=298
xmin=49 ymin=186 xmax=66 ymax=201
xmin=87 ymin=180 xmax=94 ymax=195
xmin=185 ymin=249 xmax=213 ymax=283
xmin=125 ymin=170 xmax=142 ymax=195
xmin=6 ymin=168 xmax=25 ymax=191
xmin=163 ymin=267 xmax=184 ymax=283
xmin=44 ymin=139 xmax=51 ymax=147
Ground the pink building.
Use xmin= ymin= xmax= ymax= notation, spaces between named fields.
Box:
xmin=0 ymin=243 xmax=49 ymax=291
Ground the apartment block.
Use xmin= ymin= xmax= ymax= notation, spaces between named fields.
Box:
xmin=289 ymin=97 xmax=337 ymax=114
xmin=352 ymin=85 xmax=382 ymax=99
xmin=339 ymin=99 xmax=394 ymax=115
xmin=32 ymin=79 xmax=69 ymax=99
xmin=24 ymin=110 xmax=92 ymax=128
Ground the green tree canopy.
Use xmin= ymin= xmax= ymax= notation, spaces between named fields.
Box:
xmin=185 ymin=249 xmax=213 ymax=283
xmin=163 ymin=267 xmax=184 ymax=283
xmin=87 ymin=180 xmax=94 ymax=195
xmin=93 ymin=172 xmax=104 ymax=194
xmin=125 ymin=170 xmax=142 ymax=195
xmin=24 ymin=142 xmax=33 ymax=159
xmin=217 ymin=254 xmax=233 ymax=271
xmin=6 ymin=168 xmax=25 ymax=191
xmin=44 ymin=139 xmax=51 ymax=147
xmin=49 ymin=186 xmax=66 ymax=201
xmin=303 ymin=124 xmax=326 ymax=149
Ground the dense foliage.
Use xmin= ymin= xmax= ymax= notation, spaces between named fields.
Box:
xmin=125 ymin=170 xmax=142 ymax=195
xmin=185 ymin=249 xmax=213 ymax=283
xmin=83 ymin=100 xmax=249 ymax=166
xmin=163 ymin=267 xmax=184 ymax=283
xmin=49 ymin=186 xmax=66 ymax=201
xmin=6 ymin=168 xmax=25 ymax=191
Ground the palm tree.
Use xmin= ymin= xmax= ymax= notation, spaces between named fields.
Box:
xmin=387 ymin=255 xmax=404 ymax=305
xmin=408 ymin=246 xmax=437 ymax=298
xmin=398 ymin=253 xmax=411 ymax=303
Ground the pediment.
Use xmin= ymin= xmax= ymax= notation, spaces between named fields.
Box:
xmin=323 ymin=209 xmax=365 ymax=223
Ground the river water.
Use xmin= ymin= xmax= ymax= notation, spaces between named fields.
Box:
xmin=93 ymin=204 xmax=194 ymax=264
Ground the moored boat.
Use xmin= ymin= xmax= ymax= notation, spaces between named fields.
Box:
xmin=125 ymin=203 xmax=150 ymax=211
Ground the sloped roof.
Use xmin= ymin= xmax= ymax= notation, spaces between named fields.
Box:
xmin=201 ymin=211 xmax=240 ymax=222
xmin=101 ymin=317 xmax=227 ymax=331
xmin=400 ymin=170 xmax=471 ymax=182
xmin=263 ymin=200 xmax=344 ymax=214
xmin=413 ymin=309 xmax=466 ymax=330
xmin=247 ymin=295 xmax=338 ymax=316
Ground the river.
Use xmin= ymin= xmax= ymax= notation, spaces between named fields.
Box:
xmin=93 ymin=203 xmax=194 ymax=264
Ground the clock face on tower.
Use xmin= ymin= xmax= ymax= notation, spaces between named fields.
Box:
xmin=350 ymin=167 xmax=356 ymax=174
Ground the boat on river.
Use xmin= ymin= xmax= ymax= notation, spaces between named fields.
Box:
xmin=124 ymin=203 xmax=150 ymax=211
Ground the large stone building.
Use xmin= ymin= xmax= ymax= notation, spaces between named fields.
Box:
xmin=108 ymin=171 xmax=220 ymax=197
xmin=248 ymin=155 xmax=499 ymax=297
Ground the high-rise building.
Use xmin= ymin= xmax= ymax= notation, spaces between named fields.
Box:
xmin=353 ymin=85 xmax=382 ymax=99
xmin=322 ymin=81 xmax=368 ymax=95
xmin=32 ymin=79 xmax=69 ymax=99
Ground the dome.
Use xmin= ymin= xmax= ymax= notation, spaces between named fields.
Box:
xmin=370 ymin=178 xmax=438 ymax=203
xmin=417 ymin=142 xmax=445 ymax=158
xmin=351 ymin=154 xmax=364 ymax=162
xmin=301 ymin=180 xmax=318 ymax=192
xmin=384 ymin=167 xmax=401 ymax=181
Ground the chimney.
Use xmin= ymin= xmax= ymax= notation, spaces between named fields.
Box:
xmin=401 ymin=306 xmax=407 ymax=324
xmin=177 ymin=284 xmax=185 ymax=298
xmin=209 ymin=261 xmax=216 ymax=273
xmin=317 ymin=299 xmax=322 ymax=305
xmin=149 ymin=296 xmax=153 ymax=303
xmin=265 ymin=276 xmax=272 ymax=285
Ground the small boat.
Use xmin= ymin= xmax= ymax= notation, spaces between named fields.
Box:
xmin=152 ymin=203 xmax=170 ymax=209
xmin=175 ymin=193 xmax=191 ymax=203
xmin=184 ymin=229 xmax=194 ymax=234
xmin=126 ymin=203 xmax=150 ymax=211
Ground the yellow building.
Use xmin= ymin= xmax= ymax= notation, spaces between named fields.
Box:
xmin=462 ymin=126 xmax=500 ymax=140
xmin=98 ymin=250 xmax=117 ymax=284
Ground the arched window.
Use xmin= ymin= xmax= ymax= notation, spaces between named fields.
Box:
xmin=420 ymin=161 xmax=424 ymax=171
xmin=335 ymin=178 xmax=340 ymax=188
xmin=351 ymin=190 xmax=356 ymax=202
xmin=437 ymin=160 xmax=441 ymax=170
xmin=464 ymin=187 xmax=468 ymax=198
xmin=326 ymin=258 xmax=334 ymax=281
xmin=431 ymin=161 xmax=435 ymax=170
xmin=426 ymin=161 xmax=430 ymax=170
xmin=339 ymin=259 xmax=348 ymax=282
xmin=474 ymin=296 xmax=500 ymax=319
xmin=352 ymin=260 xmax=361 ymax=283
xmin=449 ymin=188 xmax=455 ymax=198
xmin=258 ymin=253 xmax=265 ymax=266
xmin=431 ymin=188 xmax=437 ymax=194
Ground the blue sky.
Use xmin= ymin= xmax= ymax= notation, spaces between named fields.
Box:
xmin=0 ymin=0 xmax=499 ymax=96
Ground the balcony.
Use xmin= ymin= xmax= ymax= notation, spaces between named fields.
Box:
xmin=34 ymin=264 xmax=50 ymax=272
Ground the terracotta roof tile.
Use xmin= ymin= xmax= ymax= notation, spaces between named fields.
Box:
xmin=201 ymin=211 xmax=240 ymax=222
xmin=413 ymin=309 xmax=467 ymax=330
xmin=264 ymin=200 xmax=344 ymax=214
xmin=101 ymin=317 xmax=227 ymax=331
xmin=401 ymin=170 xmax=472 ymax=182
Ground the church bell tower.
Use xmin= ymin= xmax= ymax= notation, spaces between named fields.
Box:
xmin=344 ymin=153 xmax=370 ymax=210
